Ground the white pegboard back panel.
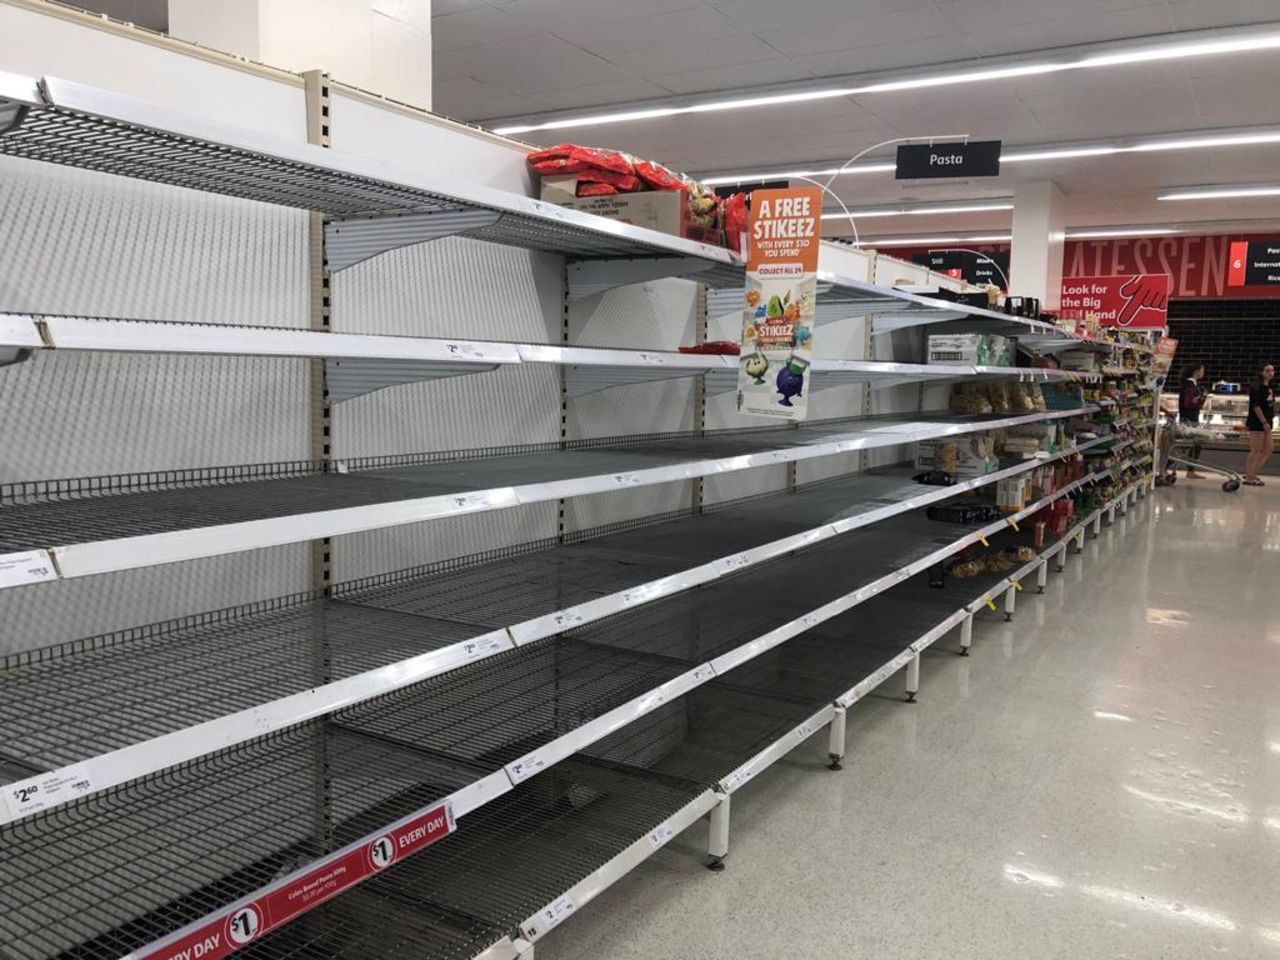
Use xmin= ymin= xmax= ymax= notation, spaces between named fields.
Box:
xmin=702 ymin=463 xmax=790 ymax=507
xmin=0 ymin=351 xmax=310 ymax=482
xmin=0 ymin=544 xmax=311 ymax=656
xmin=0 ymin=156 xmax=309 ymax=326
xmin=0 ymin=3 xmax=306 ymax=140
xmin=329 ymin=237 xmax=560 ymax=342
xmin=330 ymin=503 xmax=558 ymax=585
xmin=562 ymin=478 xmax=692 ymax=537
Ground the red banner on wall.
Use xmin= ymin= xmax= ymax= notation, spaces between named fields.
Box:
xmin=1060 ymin=275 xmax=1171 ymax=328
xmin=883 ymin=233 xmax=1280 ymax=299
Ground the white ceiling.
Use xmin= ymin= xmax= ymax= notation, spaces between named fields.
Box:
xmin=432 ymin=0 xmax=1280 ymax=237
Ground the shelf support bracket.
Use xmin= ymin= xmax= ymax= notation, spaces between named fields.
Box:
xmin=566 ymin=257 xmax=716 ymax=300
xmin=325 ymin=208 xmax=505 ymax=272
xmin=1036 ymin=561 xmax=1048 ymax=594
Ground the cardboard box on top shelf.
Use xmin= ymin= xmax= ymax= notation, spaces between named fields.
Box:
xmin=927 ymin=333 xmax=1015 ymax=366
xmin=540 ymin=175 xmax=722 ymax=245
xmin=1058 ymin=350 xmax=1100 ymax=373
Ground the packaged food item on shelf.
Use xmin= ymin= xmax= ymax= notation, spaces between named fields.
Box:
xmin=950 ymin=382 xmax=994 ymax=414
xmin=1010 ymin=545 xmax=1036 ymax=563
xmin=986 ymin=380 xmax=1014 ymax=413
xmin=928 ymin=333 xmax=1015 ymax=366
xmin=1041 ymin=383 xmax=1085 ymax=410
xmin=997 ymin=477 xmax=1028 ymax=512
xmin=947 ymin=555 xmax=986 ymax=578
xmin=916 ymin=435 xmax=998 ymax=477
xmin=1007 ymin=380 xmax=1039 ymax=413
xmin=983 ymin=553 xmax=1016 ymax=573
xmin=1058 ymin=350 xmax=1099 ymax=373
xmin=927 ymin=503 xmax=1003 ymax=524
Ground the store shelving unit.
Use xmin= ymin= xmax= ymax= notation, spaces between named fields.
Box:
xmin=0 ymin=68 xmax=1158 ymax=960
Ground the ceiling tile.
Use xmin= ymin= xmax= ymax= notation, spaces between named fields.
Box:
xmin=958 ymin=7 xmax=1175 ymax=58
xmin=708 ymin=0 xmax=934 ymax=32
xmin=1164 ymin=0 xmax=1280 ymax=31
xmin=519 ymin=77 xmax=678 ymax=113
xmin=612 ymin=35 xmax=787 ymax=76
xmin=755 ymin=8 xmax=954 ymax=57
xmin=434 ymin=33 xmax=631 ymax=93
xmin=802 ymin=37 xmax=973 ymax=78
xmin=652 ymin=58 xmax=814 ymax=95
xmin=553 ymin=6 xmax=740 ymax=57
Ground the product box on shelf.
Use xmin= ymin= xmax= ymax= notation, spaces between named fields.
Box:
xmin=915 ymin=436 xmax=998 ymax=477
xmin=997 ymin=477 xmax=1028 ymax=512
xmin=540 ymin=176 xmax=722 ymax=245
xmin=927 ymin=333 xmax=1015 ymax=366
xmin=1058 ymin=350 xmax=1099 ymax=373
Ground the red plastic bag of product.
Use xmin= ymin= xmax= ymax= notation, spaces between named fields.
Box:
xmin=722 ymin=192 xmax=747 ymax=252
xmin=532 ymin=160 xmax=641 ymax=192
xmin=678 ymin=341 xmax=741 ymax=355
xmin=528 ymin=143 xmax=633 ymax=176
xmin=576 ymin=182 xmax=618 ymax=197
xmin=632 ymin=158 xmax=684 ymax=191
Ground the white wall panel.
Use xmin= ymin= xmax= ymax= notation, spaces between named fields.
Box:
xmin=563 ymin=478 xmax=691 ymax=536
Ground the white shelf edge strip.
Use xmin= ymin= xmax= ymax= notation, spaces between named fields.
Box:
xmin=0 ymin=433 xmax=1113 ymax=825
xmin=41 ymin=407 xmax=1095 ymax=580
xmin=0 ymin=313 xmax=42 ymax=348
xmin=719 ymin=704 xmax=835 ymax=795
xmin=116 ymin=474 xmax=1148 ymax=960
xmin=518 ymin=790 xmax=720 ymax=943
xmin=11 ymin=314 xmax=1104 ymax=387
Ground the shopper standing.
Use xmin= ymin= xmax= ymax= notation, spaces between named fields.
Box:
xmin=1244 ymin=362 xmax=1276 ymax=486
xmin=1178 ymin=361 xmax=1207 ymax=477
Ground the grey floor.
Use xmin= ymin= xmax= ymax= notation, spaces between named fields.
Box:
xmin=541 ymin=481 xmax=1280 ymax=960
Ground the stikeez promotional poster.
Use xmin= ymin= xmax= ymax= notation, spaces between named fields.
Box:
xmin=738 ymin=187 xmax=822 ymax=420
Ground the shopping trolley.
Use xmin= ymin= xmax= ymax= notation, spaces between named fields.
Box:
xmin=1154 ymin=409 xmax=1241 ymax=492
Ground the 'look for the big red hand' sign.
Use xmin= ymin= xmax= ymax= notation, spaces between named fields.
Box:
xmin=1060 ymin=274 xmax=1171 ymax=329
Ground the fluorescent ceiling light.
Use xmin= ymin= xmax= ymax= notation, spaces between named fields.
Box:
xmin=701 ymin=127 xmax=1280 ymax=185
xmin=1067 ymin=228 xmax=1178 ymax=239
xmin=821 ymin=202 xmax=1013 ymax=221
xmin=852 ymin=234 xmax=1012 ymax=247
xmin=1160 ymin=185 xmax=1280 ymax=201
xmin=492 ymin=28 xmax=1280 ymax=135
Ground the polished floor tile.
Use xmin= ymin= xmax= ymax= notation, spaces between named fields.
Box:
xmin=540 ymin=483 xmax=1280 ymax=960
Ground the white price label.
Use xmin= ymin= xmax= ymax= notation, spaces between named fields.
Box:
xmin=623 ymin=584 xmax=660 ymax=605
xmin=462 ymin=636 xmax=506 ymax=659
xmin=768 ymin=450 xmax=791 ymax=462
xmin=451 ymin=491 xmax=496 ymax=510
xmin=613 ymin=473 xmax=642 ymax=487
xmin=507 ymin=752 xmax=548 ymax=784
xmin=636 ymin=352 xmax=666 ymax=365
xmin=3 ymin=765 xmax=94 ymax=820
xmin=648 ymin=822 xmax=676 ymax=850
xmin=0 ymin=551 xmax=57 ymax=590
xmin=721 ymin=554 xmax=751 ymax=572
xmin=537 ymin=894 xmax=576 ymax=932
xmin=443 ymin=342 xmax=490 ymax=361
xmin=532 ymin=200 xmax=570 ymax=222
xmin=552 ymin=610 xmax=584 ymax=629
xmin=724 ymin=767 xmax=754 ymax=791
xmin=794 ymin=721 xmax=815 ymax=740
xmin=637 ymin=690 xmax=665 ymax=713
xmin=334 ymin=462 xmax=350 ymax=475
xmin=691 ymin=664 xmax=716 ymax=684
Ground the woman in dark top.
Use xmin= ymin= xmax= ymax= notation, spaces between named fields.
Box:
xmin=1178 ymin=362 xmax=1206 ymax=477
xmin=1244 ymin=362 xmax=1276 ymax=486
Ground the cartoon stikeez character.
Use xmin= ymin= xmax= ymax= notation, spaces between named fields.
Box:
xmin=775 ymin=355 xmax=809 ymax=407
xmin=744 ymin=352 xmax=769 ymax=385
xmin=793 ymin=324 xmax=813 ymax=350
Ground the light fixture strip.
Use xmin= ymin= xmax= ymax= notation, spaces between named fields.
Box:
xmin=1159 ymin=185 xmax=1280 ymax=201
xmin=493 ymin=27 xmax=1280 ymax=135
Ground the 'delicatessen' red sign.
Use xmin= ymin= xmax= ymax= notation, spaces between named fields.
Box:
xmin=1059 ymin=274 xmax=1171 ymax=328
xmin=133 ymin=802 xmax=454 ymax=960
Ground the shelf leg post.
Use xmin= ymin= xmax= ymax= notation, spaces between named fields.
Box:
xmin=707 ymin=792 xmax=730 ymax=871
xmin=959 ymin=612 xmax=974 ymax=656
xmin=1004 ymin=584 xmax=1016 ymax=621
xmin=1073 ymin=529 xmax=1085 ymax=553
xmin=828 ymin=706 xmax=847 ymax=770
xmin=1055 ymin=544 xmax=1066 ymax=572
xmin=1091 ymin=514 xmax=1102 ymax=538
xmin=905 ymin=653 xmax=921 ymax=703
xmin=1036 ymin=561 xmax=1048 ymax=594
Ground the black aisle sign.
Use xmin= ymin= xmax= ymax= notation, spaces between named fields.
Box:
xmin=1228 ymin=240 xmax=1280 ymax=286
xmin=896 ymin=141 xmax=1002 ymax=179
xmin=912 ymin=249 xmax=1010 ymax=289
